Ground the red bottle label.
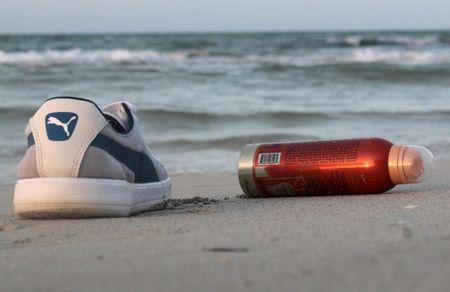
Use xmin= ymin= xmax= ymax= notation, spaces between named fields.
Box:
xmin=251 ymin=139 xmax=393 ymax=196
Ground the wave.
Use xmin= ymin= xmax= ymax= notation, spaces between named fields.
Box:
xmin=0 ymin=49 xmax=190 ymax=66
xmin=1 ymin=46 xmax=450 ymax=67
xmin=150 ymin=133 xmax=319 ymax=150
xmin=252 ymin=49 xmax=450 ymax=69
xmin=325 ymin=35 xmax=444 ymax=47
xmin=0 ymin=147 xmax=27 ymax=158
xmin=0 ymin=48 xmax=247 ymax=66
xmin=347 ymin=49 xmax=450 ymax=64
xmin=136 ymin=108 xmax=332 ymax=123
xmin=440 ymin=36 xmax=450 ymax=44
xmin=2 ymin=105 xmax=450 ymax=125
xmin=137 ymin=108 xmax=450 ymax=124
xmin=0 ymin=106 xmax=328 ymax=124
xmin=0 ymin=106 xmax=34 ymax=117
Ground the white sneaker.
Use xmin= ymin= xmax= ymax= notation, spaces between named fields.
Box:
xmin=14 ymin=96 xmax=171 ymax=218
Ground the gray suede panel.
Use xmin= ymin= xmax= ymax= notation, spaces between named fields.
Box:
xmin=78 ymin=146 xmax=135 ymax=182
xmin=100 ymin=123 xmax=147 ymax=153
xmin=100 ymin=120 xmax=168 ymax=181
xmin=154 ymin=159 xmax=168 ymax=180
xmin=17 ymin=146 xmax=39 ymax=179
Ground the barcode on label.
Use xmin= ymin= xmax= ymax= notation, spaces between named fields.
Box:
xmin=258 ymin=153 xmax=281 ymax=165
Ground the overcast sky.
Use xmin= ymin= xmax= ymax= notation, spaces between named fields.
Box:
xmin=0 ymin=0 xmax=449 ymax=33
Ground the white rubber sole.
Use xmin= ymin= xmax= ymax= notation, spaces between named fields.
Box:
xmin=14 ymin=177 xmax=172 ymax=218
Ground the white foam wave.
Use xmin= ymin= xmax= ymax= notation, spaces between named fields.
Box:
xmin=0 ymin=49 xmax=189 ymax=66
xmin=326 ymin=35 xmax=439 ymax=47
xmin=0 ymin=47 xmax=449 ymax=67
xmin=350 ymin=48 xmax=450 ymax=64
xmin=249 ymin=48 xmax=450 ymax=67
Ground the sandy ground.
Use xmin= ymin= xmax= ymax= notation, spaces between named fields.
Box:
xmin=1 ymin=161 xmax=450 ymax=292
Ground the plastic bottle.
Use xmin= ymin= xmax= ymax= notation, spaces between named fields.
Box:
xmin=238 ymin=138 xmax=433 ymax=197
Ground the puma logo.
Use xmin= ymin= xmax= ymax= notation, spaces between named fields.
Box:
xmin=47 ymin=116 xmax=77 ymax=137
xmin=45 ymin=112 xmax=78 ymax=141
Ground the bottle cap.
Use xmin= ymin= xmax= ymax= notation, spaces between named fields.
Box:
xmin=388 ymin=145 xmax=433 ymax=185
xmin=238 ymin=144 xmax=261 ymax=197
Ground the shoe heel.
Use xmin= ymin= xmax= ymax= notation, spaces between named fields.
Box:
xmin=14 ymin=178 xmax=133 ymax=218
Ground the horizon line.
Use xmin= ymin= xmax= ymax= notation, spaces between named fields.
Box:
xmin=0 ymin=27 xmax=449 ymax=36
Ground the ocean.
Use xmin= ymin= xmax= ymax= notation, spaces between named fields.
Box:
xmin=0 ymin=31 xmax=449 ymax=182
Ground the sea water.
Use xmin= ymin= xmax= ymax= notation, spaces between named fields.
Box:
xmin=0 ymin=31 xmax=449 ymax=182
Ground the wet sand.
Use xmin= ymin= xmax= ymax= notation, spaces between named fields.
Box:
xmin=1 ymin=161 xmax=450 ymax=292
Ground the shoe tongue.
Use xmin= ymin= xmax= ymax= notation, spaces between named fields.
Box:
xmin=102 ymin=102 xmax=135 ymax=132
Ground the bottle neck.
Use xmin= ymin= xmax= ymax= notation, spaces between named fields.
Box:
xmin=388 ymin=144 xmax=408 ymax=185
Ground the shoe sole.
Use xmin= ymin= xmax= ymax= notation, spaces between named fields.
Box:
xmin=14 ymin=177 xmax=171 ymax=218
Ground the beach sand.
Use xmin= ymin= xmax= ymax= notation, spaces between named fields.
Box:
xmin=1 ymin=161 xmax=450 ymax=292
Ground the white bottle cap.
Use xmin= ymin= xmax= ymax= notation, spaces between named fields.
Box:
xmin=388 ymin=145 xmax=433 ymax=185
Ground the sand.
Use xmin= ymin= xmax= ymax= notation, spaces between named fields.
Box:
xmin=1 ymin=161 xmax=450 ymax=292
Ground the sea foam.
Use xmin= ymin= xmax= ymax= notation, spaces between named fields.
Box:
xmin=1 ymin=47 xmax=448 ymax=67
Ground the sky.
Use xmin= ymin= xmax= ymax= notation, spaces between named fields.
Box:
xmin=0 ymin=0 xmax=449 ymax=34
